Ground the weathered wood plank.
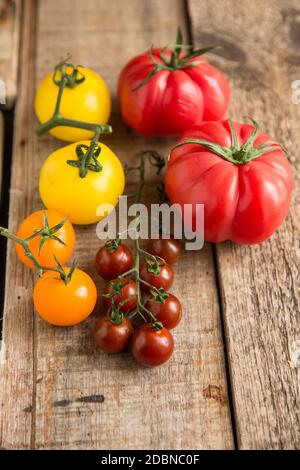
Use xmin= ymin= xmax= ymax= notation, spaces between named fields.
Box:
xmin=0 ymin=0 xmax=22 ymax=108
xmin=0 ymin=0 xmax=234 ymax=449
xmin=188 ymin=0 xmax=300 ymax=450
xmin=0 ymin=0 xmax=36 ymax=449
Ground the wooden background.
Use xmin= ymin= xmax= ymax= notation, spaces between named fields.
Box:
xmin=0 ymin=0 xmax=299 ymax=450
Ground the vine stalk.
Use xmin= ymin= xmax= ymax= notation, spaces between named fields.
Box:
xmin=36 ymin=60 xmax=112 ymax=178
xmin=108 ymin=151 xmax=166 ymax=327
xmin=0 ymin=213 xmax=78 ymax=284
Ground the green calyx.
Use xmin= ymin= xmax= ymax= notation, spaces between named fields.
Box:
xmin=53 ymin=255 xmax=79 ymax=284
xmin=150 ymin=287 xmax=169 ymax=304
xmin=30 ymin=211 xmax=67 ymax=254
xmin=53 ymin=58 xmax=85 ymax=89
xmin=105 ymin=237 xmax=121 ymax=254
xmin=134 ymin=27 xmax=217 ymax=90
xmin=109 ymin=305 xmax=124 ymax=325
xmin=174 ymin=118 xmax=283 ymax=165
xmin=103 ymin=277 xmax=129 ymax=299
xmin=67 ymin=142 xmax=103 ymax=178
xmin=145 ymin=255 xmax=164 ymax=276
xmin=152 ymin=321 xmax=164 ymax=332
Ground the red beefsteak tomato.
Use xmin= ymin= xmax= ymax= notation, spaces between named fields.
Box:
xmin=118 ymin=29 xmax=230 ymax=137
xmin=165 ymin=119 xmax=293 ymax=244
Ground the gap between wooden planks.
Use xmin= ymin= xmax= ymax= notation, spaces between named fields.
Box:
xmin=0 ymin=0 xmax=234 ymax=450
xmin=0 ymin=0 xmax=22 ymax=108
xmin=0 ymin=111 xmax=3 ymax=196
xmin=188 ymin=0 xmax=300 ymax=450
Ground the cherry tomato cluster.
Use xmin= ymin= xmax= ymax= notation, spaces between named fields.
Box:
xmin=94 ymin=236 xmax=182 ymax=367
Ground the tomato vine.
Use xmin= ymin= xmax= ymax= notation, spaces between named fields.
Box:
xmin=102 ymin=150 xmax=171 ymax=329
xmin=36 ymin=58 xmax=112 ymax=178
xmin=0 ymin=212 xmax=78 ymax=284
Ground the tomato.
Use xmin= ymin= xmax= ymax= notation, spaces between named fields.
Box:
xmin=166 ymin=119 xmax=294 ymax=244
xmin=33 ymin=267 xmax=97 ymax=326
xmin=35 ymin=66 xmax=111 ymax=142
xmin=145 ymin=293 xmax=182 ymax=329
xmin=95 ymin=242 xmax=133 ymax=280
xmin=103 ymin=277 xmax=137 ymax=313
xmin=140 ymin=259 xmax=173 ymax=292
xmin=15 ymin=210 xmax=75 ymax=269
xmin=147 ymin=236 xmax=181 ymax=265
xmin=131 ymin=323 xmax=174 ymax=366
xmin=118 ymin=41 xmax=230 ymax=137
xmin=39 ymin=140 xmax=125 ymax=225
xmin=94 ymin=316 xmax=133 ymax=353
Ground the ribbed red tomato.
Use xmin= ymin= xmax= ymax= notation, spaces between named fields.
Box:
xmin=118 ymin=30 xmax=230 ymax=137
xmin=165 ymin=119 xmax=293 ymax=244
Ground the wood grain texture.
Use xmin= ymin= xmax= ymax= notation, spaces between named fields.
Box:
xmin=0 ymin=0 xmax=234 ymax=449
xmin=0 ymin=0 xmax=36 ymax=449
xmin=188 ymin=0 xmax=300 ymax=450
xmin=0 ymin=0 xmax=22 ymax=108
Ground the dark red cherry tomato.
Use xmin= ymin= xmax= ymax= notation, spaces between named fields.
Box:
xmin=131 ymin=323 xmax=174 ymax=366
xmin=94 ymin=316 xmax=133 ymax=353
xmin=147 ymin=236 xmax=181 ymax=265
xmin=140 ymin=259 xmax=173 ymax=292
xmin=145 ymin=292 xmax=182 ymax=329
xmin=95 ymin=241 xmax=133 ymax=280
xmin=103 ymin=277 xmax=137 ymax=313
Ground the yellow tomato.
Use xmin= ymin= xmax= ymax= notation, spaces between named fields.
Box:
xmin=34 ymin=66 xmax=111 ymax=142
xmin=39 ymin=140 xmax=125 ymax=225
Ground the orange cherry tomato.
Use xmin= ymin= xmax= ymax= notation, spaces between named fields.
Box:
xmin=16 ymin=210 xmax=75 ymax=269
xmin=33 ymin=267 xmax=97 ymax=326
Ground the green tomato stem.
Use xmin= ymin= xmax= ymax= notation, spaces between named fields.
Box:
xmin=117 ymin=267 xmax=137 ymax=279
xmin=130 ymin=152 xmax=165 ymax=325
xmin=0 ymin=226 xmax=75 ymax=284
xmin=36 ymin=115 xmax=112 ymax=137
xmin=0 ymin=227 xmax=52 ymax=276
xmin=35 ymin=60 xmax=112 ymax=179
xmin=134 ymin=27 xmax=217 ymax=90
xmin=173 ymin=118 xmax=283 ymax=165
xmin=53 ymin=75 xmax=67 ymax=116
xmin=105 ymin=151 xmax=166 ymax=327
xmin=36 ymin=61 xmax=112 ymax=138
